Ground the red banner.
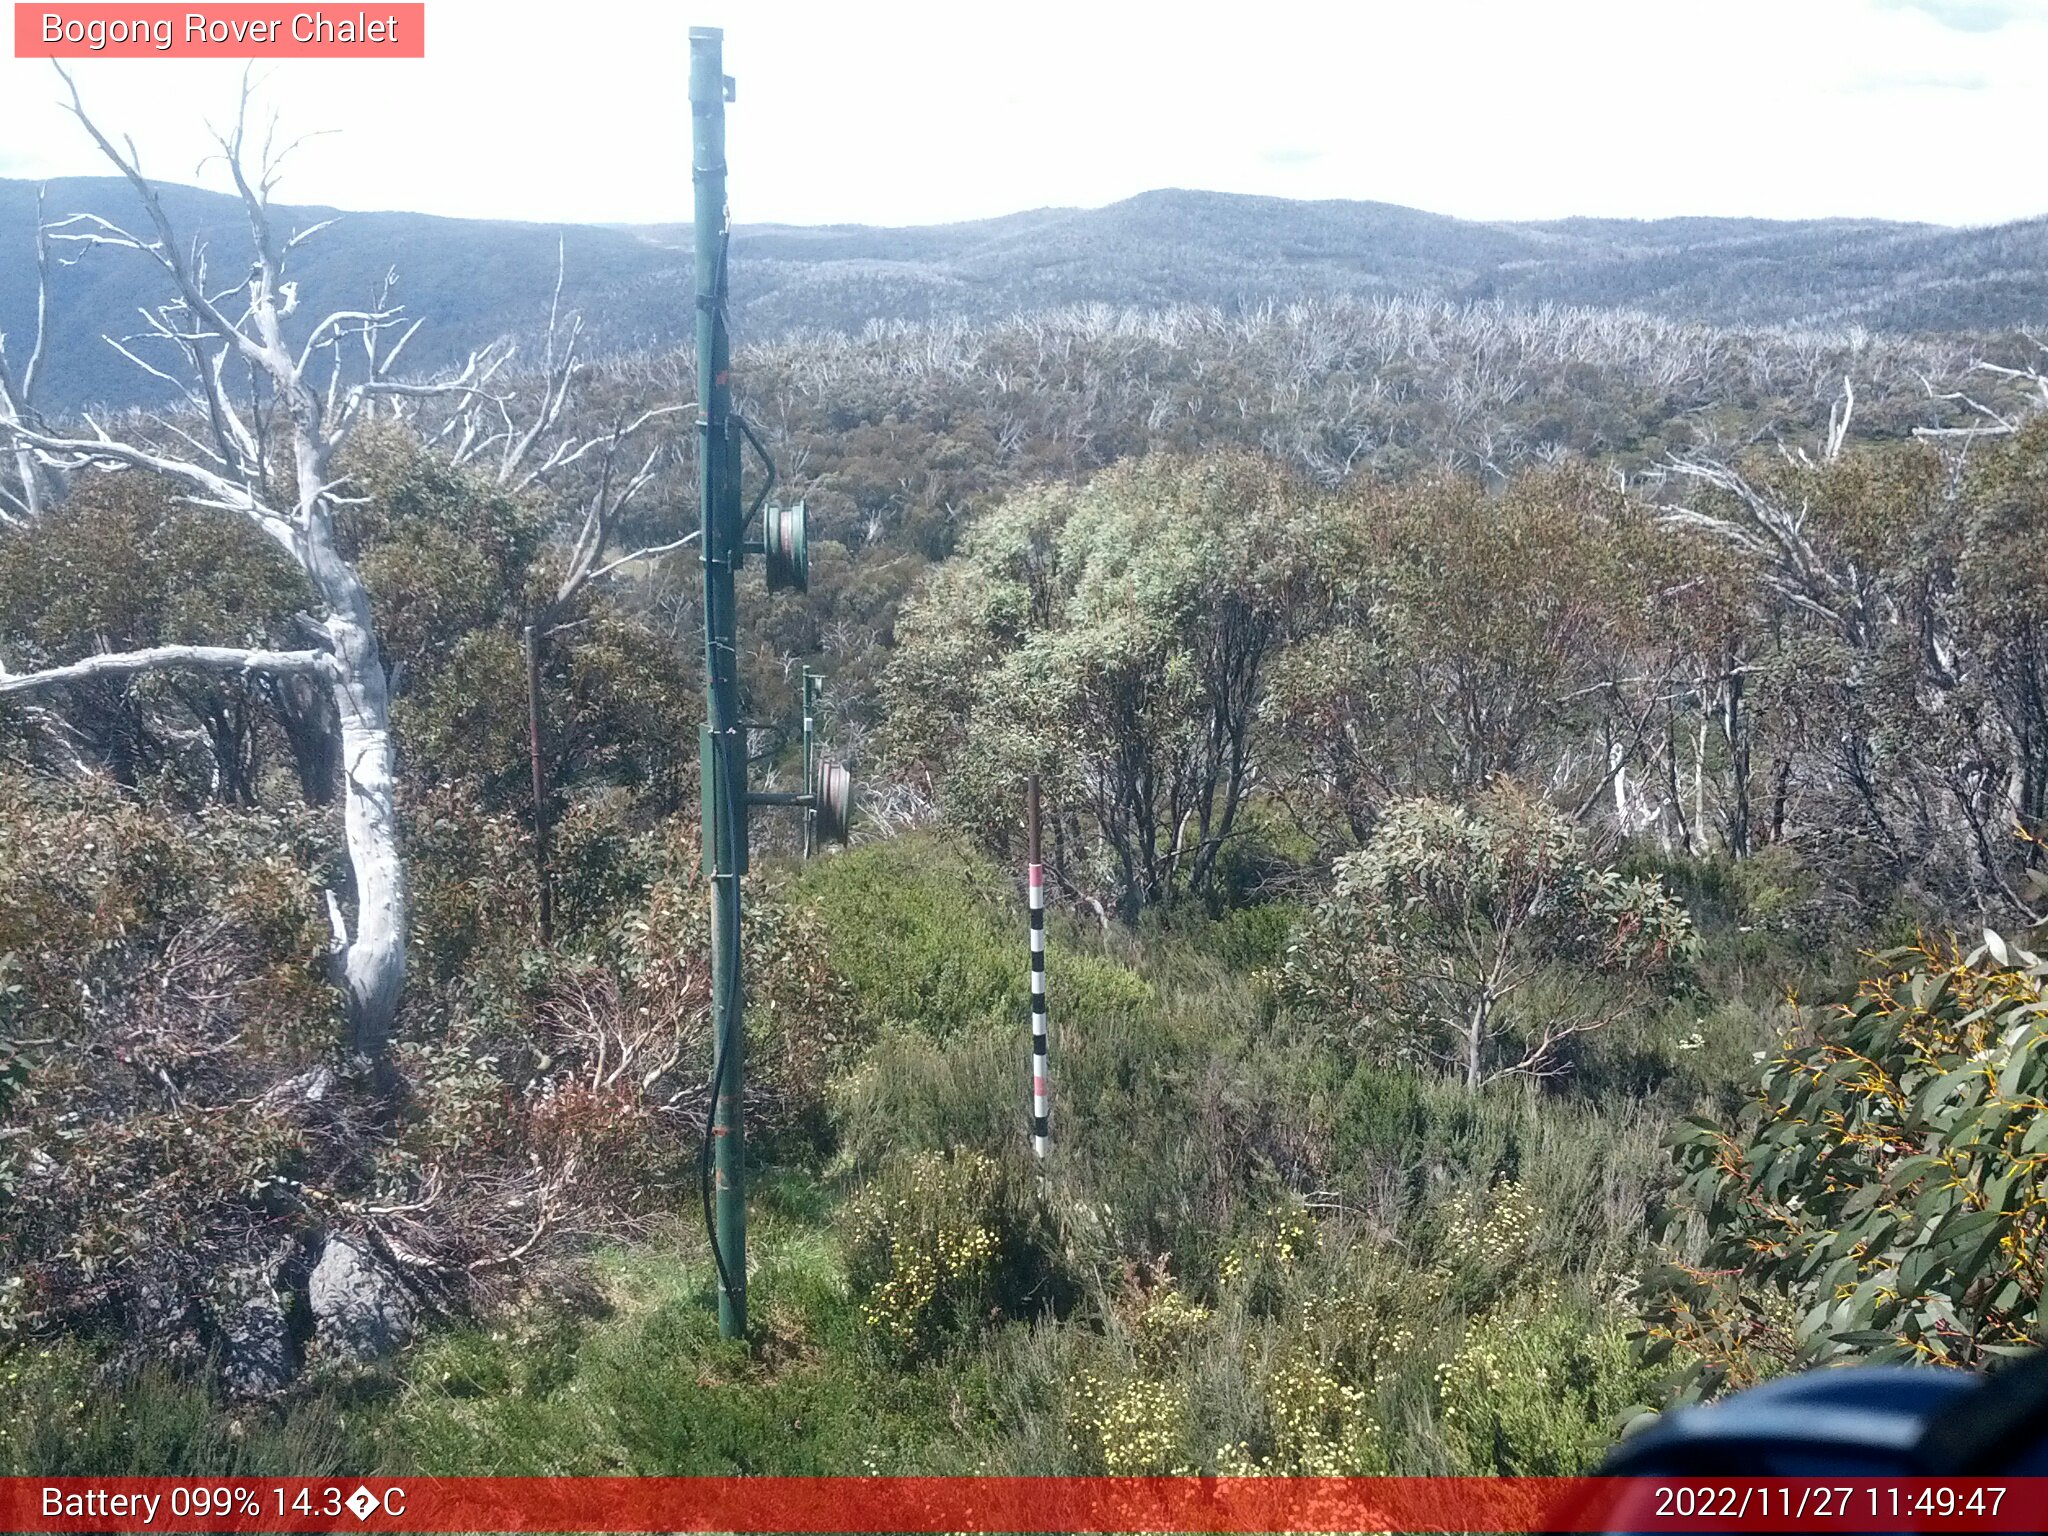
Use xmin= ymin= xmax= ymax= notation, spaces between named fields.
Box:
xmin=13 ymin=5 xmax=425 ymax=58
xmin=2 ymin=1476 xmax=2046 ymax=1533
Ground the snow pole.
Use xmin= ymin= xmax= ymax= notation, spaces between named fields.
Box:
xmin=1027 ymin=775 xmax=1050 ymax=1158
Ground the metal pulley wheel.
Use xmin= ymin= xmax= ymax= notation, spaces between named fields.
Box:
xmin=814 ymin=759 xmax=852 ymax=845
xmin=763 ymin=500 xmax=808 ymax=593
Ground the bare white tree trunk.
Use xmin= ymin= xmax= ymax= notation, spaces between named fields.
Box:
xmin=311 ymin=530 xmax=407 ymax=1053
xmin=1691 ymin=713 xmax=1705 ymax=847
xmin=1464 ymin=993 xmax=1488 ymax=1092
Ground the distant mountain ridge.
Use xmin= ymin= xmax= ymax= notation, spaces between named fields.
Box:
xmin=4 ymin=178 xmax=2045 ymax=413
xmin=721 ymin=190 xmax=2048 ymax=339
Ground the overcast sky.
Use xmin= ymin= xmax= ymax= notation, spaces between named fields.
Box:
xmin=2 ymin=0 xmax=2044 ymax=229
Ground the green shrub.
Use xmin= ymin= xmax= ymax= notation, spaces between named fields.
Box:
xmin=841 ymin=1148 xmax=1071 ymax=1360
xmin=801 ymin=836 xmax=1024 ymax=1037
xmin=0 ymin=1343 xmax=360 ymax=1475
xmin=1217 ymin=1200 xmax=1320 ymax=1314
xmin=1724 ymin=846 xmax=1816 ymax=928
xmin=1202 ymin=808 xmax=1316 ymax=914
xmin=550 ymin=789 xmax=662 ymax=946
xmin=403 ymin=787 xmax=535 ymax=989
xmin=802 ymin=834 xmax=1150 ymax=1040
xmin=1427 ymin=1179 xmax=1543 ymax=1314
xmin=0 ymin=770 xmax=337 ymax=1043
xmin=386 ymin=1231 xmax=991 ymax=1476
xmin=1318 ymin=1065 xmax=1670 ymax=1294
xmin=1209 ymin=904 xmax=1296 ymax=975
xmin=1067 ymin=1367 xmax=1191 ymax=1474
xmin=827 ymin=1029 xmax=1018 ymax=1175
xmin=1283 ymin=788 xmax=1695 ymax=1088
xmin=1222 ymin=1338 xmax=1382 ymax=1476
xmin=0 ymin=771 xmax=345 ymax=1342
xmin=1437 ymin=1293 xmax=1653 ymax=1474
xmin=1060 ymin=1219 xmax=1441 ymax=1478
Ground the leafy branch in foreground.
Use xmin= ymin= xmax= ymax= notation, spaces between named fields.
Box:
xmin=1642 ymin=931 xmax=2048 ymax=1396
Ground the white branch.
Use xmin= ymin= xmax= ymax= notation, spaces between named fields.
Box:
xmin=0 ymin=417 xmax=297 ymax=552
xmin=0 ymin=644 xmax=336 ymax=696
xmin=0 ymin=184 xmax=54 ymax=520
xmin=577 ymin=529 xmax=701 ymax=590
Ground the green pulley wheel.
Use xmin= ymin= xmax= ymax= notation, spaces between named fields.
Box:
xmin=814 ymin=760 xmax=852 ymax=846
xmin=763 ymin=500 xmax=808 ymax=594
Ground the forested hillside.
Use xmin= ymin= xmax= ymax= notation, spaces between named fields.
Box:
xmin=10 ymin=174 xmax=2048 ymax=411
xmin=2 ymin=112 xmax=2046 ymax=1485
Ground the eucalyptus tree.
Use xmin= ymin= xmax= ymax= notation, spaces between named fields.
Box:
xmin=885 ymin=451 xmax=1328 ymax=919
xmin=416 ymin=289 xmax=693 ymax=944
xmin=1264 ymin=465 xmax=1690 ymax=851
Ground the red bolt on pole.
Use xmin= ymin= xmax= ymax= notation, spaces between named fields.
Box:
xmin=1027 ymin=775 xmax=1050 ymax=1159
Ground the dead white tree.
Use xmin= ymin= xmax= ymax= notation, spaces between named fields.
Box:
xmin=1910 ymin=342 xmax=2048 ymax=442
xmin=1824 ymin=373 xmax=1854 ymax=463
xmin=514 ymin=398 xmax=690 ymax=944
xmin=0 ymin=74 xmax=493 ymax=1060
xmin=394 ymin=264 xmax=694 ymax=942
xmin=0 ymin=185 xmax=56 ymax=525
xmin=1655 ymin=455 xmax=1898 ymax=651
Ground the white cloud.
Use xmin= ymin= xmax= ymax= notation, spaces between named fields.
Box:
xmin=1871 ymin=0 xmax=2037 ymax=32
xmin=1843 ymin=67 xmax=1992 ymax=88
xmin=0 ymin=0 xmax=2043 ymax=229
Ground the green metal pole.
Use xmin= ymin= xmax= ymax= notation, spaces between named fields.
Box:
xmin=691 ymin=24 xmax=747 ymax=1340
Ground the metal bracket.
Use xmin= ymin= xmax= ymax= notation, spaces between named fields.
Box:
xmin=735 ymin=414 xmax=776 ymax=532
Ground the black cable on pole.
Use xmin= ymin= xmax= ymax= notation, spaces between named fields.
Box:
xmin=700 ymin=1012 xmax=739 ymax=1309
xmin=697 ymin=204 xmax=742 ymax=1322
xmin=703 ymin=750 xmax=746 ymax=1316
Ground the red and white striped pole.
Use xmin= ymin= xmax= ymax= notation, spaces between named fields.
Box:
xmin=1027 ymin=775 xmax=1050 ymax=1159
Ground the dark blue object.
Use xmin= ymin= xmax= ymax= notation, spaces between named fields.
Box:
xmin=1585 ymin=1355 xmax=2048 ymax=1533
xmin=1604 ymin=1366 xmax=1980 ymax=1477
